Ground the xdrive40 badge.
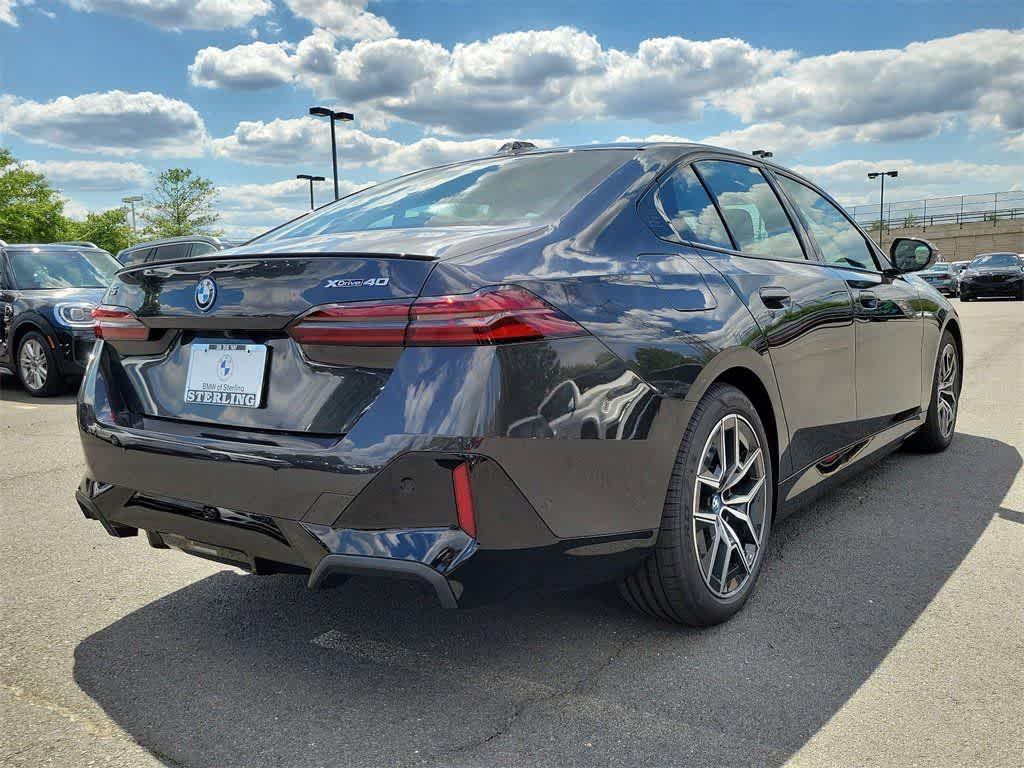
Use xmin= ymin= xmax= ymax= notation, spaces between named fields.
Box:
xmin=324 ymin=277 xmax=390 ymax=288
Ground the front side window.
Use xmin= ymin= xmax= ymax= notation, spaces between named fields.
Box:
xmin=256 ymin=150 xmax=631 ymax=242
xmin=694 ymin=161 xmax=805 ymax=261
xmin=776 ymin=176 xmax=877 ymax=271
xmin=8 ymin=248 xmax=120 ymax=289
xmin=651 ymin=164 xmax=732 ymax=249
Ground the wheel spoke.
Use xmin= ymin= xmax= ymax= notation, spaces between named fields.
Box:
xmin=723 ymin=447 xmax=761 ymax=492
xmin=718 ymin=541 xmax=732 ymax=591
xmin=726 ymin=473 xmax=765 ymax=507
xmin=720 ymin=519 xmax=751 ymax=573
xmin=724 ymin=504 xmax=759 ymax=544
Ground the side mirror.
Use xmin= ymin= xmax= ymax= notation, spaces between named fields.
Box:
xmin=890 ymin=237 xmax=937 ymax=274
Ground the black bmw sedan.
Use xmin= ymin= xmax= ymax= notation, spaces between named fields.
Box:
xmin=1 ymin=242 xmax=120 ymax=395
xmin=958 ymin=252 xmax=1024 ymax=301
xmin=75 ymin=144 xmax=962 ymax=625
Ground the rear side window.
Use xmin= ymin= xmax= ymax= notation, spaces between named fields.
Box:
xmin=652 ymin=165 xmax=732 ymax=249
xmin=695 ymin=160 xmax=805 ymax=261
xmin=153 ymin=243 xmax=190 ymax=262
xmin=190 ymin=242 xmax=218 ymax=257
xmin=776 ymin=176 xmax=878 ymax=271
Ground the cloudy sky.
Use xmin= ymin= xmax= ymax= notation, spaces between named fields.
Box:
xmin=2 ymin=0 xmax=1021 ymax=237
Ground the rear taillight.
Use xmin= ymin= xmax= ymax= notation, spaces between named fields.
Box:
xmin=288 ymin=286 xmax=586 ymax=347
xmin=92 ymin=306 xmax=149 ymax=341
xmin=288 ymin=299 xmax=412 ymax=346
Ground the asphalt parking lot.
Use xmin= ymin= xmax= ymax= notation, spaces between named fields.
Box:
xmin=1 ymin=299 xmax=1022 ymax=768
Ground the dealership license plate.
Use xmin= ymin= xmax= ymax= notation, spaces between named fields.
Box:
xmin=184 ymin=343 xmax=268 ymax=408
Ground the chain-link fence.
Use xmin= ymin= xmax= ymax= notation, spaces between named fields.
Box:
xmin=848 ymin=190 xmax=1024 ymax=231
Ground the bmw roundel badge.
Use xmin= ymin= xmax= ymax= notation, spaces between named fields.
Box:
xmin=195 ymin=277 xmax=217 ymax=311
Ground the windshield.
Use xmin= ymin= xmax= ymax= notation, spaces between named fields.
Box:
xmin=257 ymin=150 xmax=630 ymax=242
xmin=970 ymin=253 xmax=1020 ymax=269
xmin=9 ymin=248 xmax=120 ymax=289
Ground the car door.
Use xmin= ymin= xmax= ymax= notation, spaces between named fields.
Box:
xmin=773 ymin=173 xmax=922 ymax=433
xmin=688 ymin=158 xmax=858 ymax=472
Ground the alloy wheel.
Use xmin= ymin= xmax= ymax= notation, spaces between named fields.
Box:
xmin=19 ymin=338 xmax=49 ymax=392
xmin=692 ymin=413 xmax=768 ymax=598
xmin=937 ymin=343 xmax=958 ymax=439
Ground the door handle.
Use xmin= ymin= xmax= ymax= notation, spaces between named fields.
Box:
xmin=758 ymin=286 xmax=791 ymax=310
xmin=858 ymin=291 xmax=879 ymax=309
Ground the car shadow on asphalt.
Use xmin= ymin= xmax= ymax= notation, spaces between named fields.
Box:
xmin=0 ymin=375 xmax=78 ymax=405
xmin=73 ymin=433 xmax=1021 ymax=768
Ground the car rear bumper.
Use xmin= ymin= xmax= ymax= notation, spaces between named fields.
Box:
xmin=74 ymin=462 xmax=655 ymax=608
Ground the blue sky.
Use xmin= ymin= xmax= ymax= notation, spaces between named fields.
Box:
xmin=2 ymin=0 xmax=1022 ymax=236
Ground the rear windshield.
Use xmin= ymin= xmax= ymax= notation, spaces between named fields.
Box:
xmin=970 ymin=253 xmax=1020 ymax=268
xmin=9 ymin=248 xmax=120 ymax=289
xmin=257 ymin=150 xmax=630 ymax=242
xmin=926 ymin=264 xmax=951 ymax=273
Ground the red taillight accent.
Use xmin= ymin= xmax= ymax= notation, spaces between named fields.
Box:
xmin=452 ymin=462 xmax=476 ymax=538
xmin=288 ymin=286 xmax=586 ymax=347
xmin=92 ymin=305 xmax=149 ymax=341
xmin=289 ymin=299 xmax=412 ymax=346
xmin=408 ymin=286 xmax=585 ymax=346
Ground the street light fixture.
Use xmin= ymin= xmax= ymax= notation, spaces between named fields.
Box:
xmin=296 ymin=174 xmax=326 ymax=210
xmin=121 ymin=195 xmax=143 ymax=238
xmin=308 ymin=106 xmax=354 ymax=200
xmin=867 ymin=170 xmax=898 ymax=238
xmin=752 ymin=149 xmax=773 ymax=159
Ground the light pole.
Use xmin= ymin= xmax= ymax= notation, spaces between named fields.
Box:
xmin=752 ymin=149 xmax=773 ymax=160
xmin=867 ymin=170 xmax=898 ymax=239
xmin=308 ymin=106 xmax=354 ymax=200
xmin=121 ymin=195 xmax=143 ymax=240
xmin=296 ymin=174 xmax=326 ymax=210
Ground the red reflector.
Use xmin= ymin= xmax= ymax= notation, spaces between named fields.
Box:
xmin=287 ymin=286 xmax=586 ymax=347
xmin=92 ymin=305 xmax=149 ymax=341
xmin=452 ymin=462 xmax=476 ymax=538
xmin=289 ymin=299 xmax=412 ymax=346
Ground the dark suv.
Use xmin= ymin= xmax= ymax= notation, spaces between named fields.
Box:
xmin=1 ymin=241 xmax=121 ymax=395
xmin=116 ymin=235 xmax=241 ymax=268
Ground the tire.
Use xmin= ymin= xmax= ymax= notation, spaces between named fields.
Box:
xmin=620 ymin=383 xmax=773 ymax=626
xmin=906 ymin=330 xmax=960 ymax=453
xmin=17 ymin=331 xmax=64 ymax=397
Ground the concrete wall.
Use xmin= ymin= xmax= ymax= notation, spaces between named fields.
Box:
xmin=877 ymin=218 xmax=1024 ymax=261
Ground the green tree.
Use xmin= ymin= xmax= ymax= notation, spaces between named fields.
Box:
xmin=0 ymin=148 xmax=67 ymax=242
xmin=66 ymin=207 xmax=133 ymax=255
xmin=142 ymin=168 xmax=220 ymax=238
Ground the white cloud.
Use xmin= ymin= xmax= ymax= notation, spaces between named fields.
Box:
xmin=577 ymin=36 xmax=791 ymax=124
xmin=719 ymin=30 xmax=1024 ymax=138
xmin=211 ymin=116 xmax=554 ymax=172
xmin=62 ymin=0 xmax=271 ymax=30
xmin=283 ymin=0 xmax=394 ymax=41
xmin=22 ymin=159 xmax=150 ymax=191
xmin=1 ymin=0 xmax=18 ymax=26
xmin=187 ymin=27 xmax=1024 ymax=149
xmin=1 ymin=90 xmax=207 ymax=156
xmin=190 ymin=42 xmax=296 ymax=90
xmin=189 ymin=27 xmax=786 ymax=136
